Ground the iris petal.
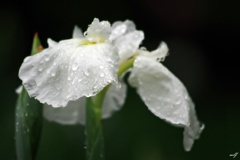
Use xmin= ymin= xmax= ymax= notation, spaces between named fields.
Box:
xmin=19 ymin=39 xmax=119 ymax=107
xmin=43 ymin=80 xmax=127 ymax=124
xmin=129 ymin=56 xmax=189 ymax=125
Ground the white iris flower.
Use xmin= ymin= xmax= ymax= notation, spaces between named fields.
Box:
xmin=18 ymin=18 xmax=204 ymax=151
xmin=19 ymin=18 xmax=119 ymax=107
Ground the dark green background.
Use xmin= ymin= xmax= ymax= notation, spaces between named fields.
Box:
xmin=1 ymin=0 xmax=240 ymax=159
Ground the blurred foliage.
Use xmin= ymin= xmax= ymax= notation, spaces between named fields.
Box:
xmin=0 ymin=0 xmax=240 ymax=159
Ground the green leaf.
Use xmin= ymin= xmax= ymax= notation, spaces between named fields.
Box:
xmin=15 ymin=33 xmax=43 ymax=160
xmin=86 ymin=97 xmax=105 ymax=160
xmin=15 ymin=88 xmax=43 ymax=160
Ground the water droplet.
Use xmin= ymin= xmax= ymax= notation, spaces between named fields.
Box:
xmin=72 ymin=62 xmax=78 ymax=71
xmin=38 ymin=68 xmax=43 ymax=72
xmin=51 ymin=73 xmax=56 ymax=77
xmin=100 ymin=73 xmax=104 ymax=77
xmin=99 ymin=66 xmax=104 ymax=69
xmin=53 ymin=62 xmax=56 ymax=66
xmin=25 ymin=113 xmax=28 ymax=117
xmin=84 ymin=70 xmax=90 ymax=76
xmin=175 ymin=100 xmax=182 ymax=105
xmin=78 ymin=79 xmax=82 ymax=83
xmin=71 ymin=81 xmax=75 ymax=85
xmin=68 ymin=77 xmax=71 ymax=81
xmin=44 ymin=56 xmax=50 ymax=61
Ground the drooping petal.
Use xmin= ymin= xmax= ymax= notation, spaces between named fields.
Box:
xmin=128 ymin=56 xmax=190 ymax=126
xmin=43 ymin=80 xmax=127 ymax=125
xmin=114 ymin=31 xmax=144 ymax=63
xmin=43 ymin=98 xmax=86 ymax=125
xmin=72 ymin=25 xmax=84 ymax=38
xmin=86 ymin=18 xmax=111 ymax=42
xmin=102 ymin=80 xmax=127 ymax=118
xmin=183 ymin=99 xmax=204 ymax=151
xmin=19 ymin=39 xmax=119 ymax=107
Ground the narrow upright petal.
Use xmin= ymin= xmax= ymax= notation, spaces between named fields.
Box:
xmin=128 ymin=56 xmax=189 ymax=126
xmin=110 ymin=20 xmax=144 ymax=63
xmin=110 ymin=20 xmax=136 ymax=41
xmin=19 ymin=39 xmax=119 ymax=107
xmin=114 ymin=31 xmax=144 ymax=63
xmin=86 ymin=18 xmax=111 ymax=42
xmin=72 ymin=25 xmax=84 ymax=38
xmin=47 ymin=38 xmax=57 ymax=47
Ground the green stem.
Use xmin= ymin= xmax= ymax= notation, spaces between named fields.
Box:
xmin=85 ymin=97 xmax=104 ymax=160
xmin=85 ymin=55 xmax=137 ymax=160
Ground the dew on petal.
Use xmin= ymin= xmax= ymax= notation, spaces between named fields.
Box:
xmin=44 ymin=56 xmax=50 ymax=61
xmin=100 ymin=73 xmax=104 ymax=77
xmin=100 ymin=65 xmax=104 ymax=69
xmin=38 ymin=68 xmax=43 ymax=72
xmin=84 ymin=70 xmax=90 ymax=76
xmin=72 ymin=63 xmax=79 ymax=71
xmin=51 ymin=73 xmax=56 ymax=77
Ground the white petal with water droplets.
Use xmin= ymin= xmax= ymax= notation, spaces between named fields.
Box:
xmin=114 ymin=31 xmax=144 ymax=63
xmin=43 ymin=98 xmax=86 ymax=125
xmin=19 ymin=39 xmax=119 ymax=107
xmin=112 ymin=20 xmax=136 ymax=34
xmin=86 ymin=18 xmax=111 ymax=42
xmin=72 ymin=25 xmax=84 ymax=38
xmin=43 ymin=80 xmax=127 ymax=125
xmin=183 ymin=99 xmax=204 ymax=151
xmin=128 ymin=56 xmax=189 ymax=126
xmin=110 ymin=20 xmax=136 ymax=41
xmin=109 ymin=24 xmax=127 ymax=41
